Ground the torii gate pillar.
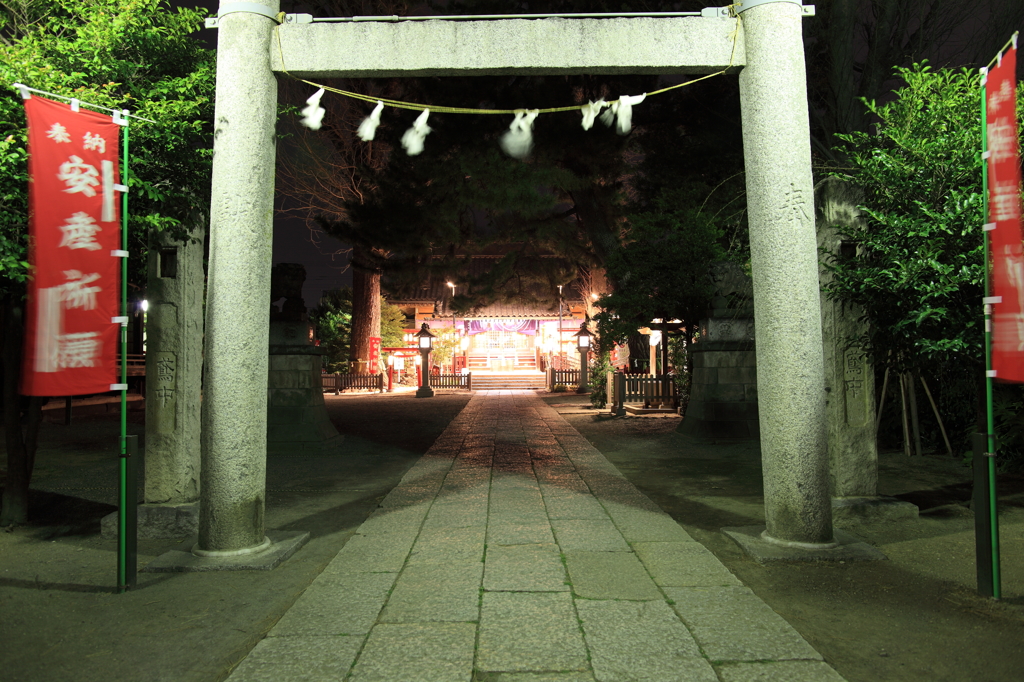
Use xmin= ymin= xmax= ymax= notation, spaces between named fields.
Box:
xmin=196 ymin=0 xmax=280 ymax=556
xmin=736 ymin=0 xmax=832 ymax=547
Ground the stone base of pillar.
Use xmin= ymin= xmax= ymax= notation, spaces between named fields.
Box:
xmin=722 ymin=525 xmax=887 ymax=564
xmin=831 ymin=496 xmax=919 ymax=528
xmin=141 ymin=530 xmax=309 ymax=572
xmin=416 ymin=386 xmax=435 ymax=398
xmin=100 ymin=502 xmax=198 ymax=540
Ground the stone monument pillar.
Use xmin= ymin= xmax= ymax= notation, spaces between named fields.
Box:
xmin=197 ymin=0 xmax=279 ymax=556
xmin=817 ymin=177 xmax=918 ymax=525
xmin=736 ymin=0 xmax=833 ymax=547
xmin=100 ymin=228 xmax=204 ymax=540
xmin=141 ymin=229 xmax=204 ymax=531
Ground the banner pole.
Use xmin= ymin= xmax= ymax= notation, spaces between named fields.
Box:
xmin=117 ymin=114 xmax=131 ymax=594
xmin=980 ymin=69 xmax=1002 ymax=601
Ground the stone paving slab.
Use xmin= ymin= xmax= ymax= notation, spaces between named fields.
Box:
xmin=576 ymin=599 xmax=717 ymax=682
xmin=477 ymin=591 xmax=590 ymax=673
xmin=407 ymin=525 xmax=486 ymax=565
xmin=664 ymin=585 xmax=824 ymax=662
xmin=358 ymin=504 xmax=430 ymax=535
xmin=227 ymin=634 xmax=362 ymax=681
xmin=604 ymin=505 xmax=697 ymax=543
xmin=542 ymin=490 xmax=610 ymax=520
xmin=633 ymin=541 xmax=743 ymax=587
xmin=488 ymin=520 xmax=557 ymax=545
xmin=271 ymin=571 xmax=396 ymax=636
xmin=551 ymin=518 xmax=629 ymax=551
xmin=320 ymin=531 xmax=417 ymax=574
xmin=484 ymin=543 xmax=569 ymax=592
xmin=226 ymin=393 xmax=844 ymax=682
xmin=714 ymin=661 xmax=848 ymax=682
xmin=475 ymin=673 xmax=595 ymax=682
xmin=349 ymin=622 xmax=476 ymax=682
xmin=380 ymin=561 xmax=483 ymax=623
xmin=564 ymin=550 xmax=662 ymax=600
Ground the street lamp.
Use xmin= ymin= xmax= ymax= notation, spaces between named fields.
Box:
xmin=648 ymin=329 xmax=662 ymax=376
xmin=415 ymin=323 xmax=435 ymax=398
xmin=447 ymin=282 xmax=457 ymax=372
xmin=574 ymin=323 xmax=592 ymax=394
xmin=557 ymin=284 xmax=563 ymax=367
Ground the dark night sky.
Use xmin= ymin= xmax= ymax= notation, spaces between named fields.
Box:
xmin=181 ymin=1 xmax=1023 ymax=306
xmin=185 ymin=0 xmax=351 ymax=306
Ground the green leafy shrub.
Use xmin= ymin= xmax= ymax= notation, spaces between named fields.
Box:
xmin=589 ymin=351 xmax=614 ymax=408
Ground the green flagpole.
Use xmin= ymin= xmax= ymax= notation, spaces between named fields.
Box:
xmin=117 ymin=112 xmax=130 ymax=594
xmin=980 ymin=57 xmax=1004 ymax=601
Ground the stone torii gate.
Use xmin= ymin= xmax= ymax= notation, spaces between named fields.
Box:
xmin=197 ymin=0 xmax=831 ymax=561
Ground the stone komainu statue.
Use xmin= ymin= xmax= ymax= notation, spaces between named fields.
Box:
xmin=270 ymin=262 xmax=307 ymax=322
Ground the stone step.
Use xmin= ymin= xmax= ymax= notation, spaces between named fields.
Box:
xmin=471 ymin=374 xmax=546 ymax=390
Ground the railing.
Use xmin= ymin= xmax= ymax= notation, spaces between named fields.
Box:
xmin=548 ymin=368 xmax=581 ymax=390
xmin=432 ymin=372 xmax=472 ymax=390
xmin=467 ymin=353 xmax=537 ymax=370
xmin=118 ymin=353 xmax=146 ymax=377
xmin=549 ymin=353 xmax=580 ymax=371
xmin=608 ymin=372 xmax=678 ymax=413
xmin=322 ymin=372 xmax=384 ymax=394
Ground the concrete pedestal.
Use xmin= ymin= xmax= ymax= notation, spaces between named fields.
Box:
xmin=831 ymin=496 xmax=919 ymax=528
xmin=101 ymin=502 xmax=198 ymax=540
xmin=681 ymin=324 xmax=759 ymax=440
xmin=267 ymin=322 xmax=343 ymax=454
xmin=143 ymin=530 xmax=310 ymax=572
xmin=722 ymin=525 xmax=887 ymax=564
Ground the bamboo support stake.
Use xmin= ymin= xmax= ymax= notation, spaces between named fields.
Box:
xmin=908 ymin=371 xmax=923 ymax=456
xmin=919 ymin=376 xmax=953 ymax=457
xmin=899 ymin=372 xmax=912 ymax=457
xmin=875 ymin=366 xmax=890 ymax=437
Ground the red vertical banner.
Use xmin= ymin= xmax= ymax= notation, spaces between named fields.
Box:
xmin=987 ymin=46 xmax=1024 ymax=382
xmin=368 ymin=337 xmax=382 ymax=374
xmin=21 ymin=96 xmax=122 ymax=396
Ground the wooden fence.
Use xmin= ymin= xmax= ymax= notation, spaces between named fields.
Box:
xmin=608 ymin=372 xmax=678 ymax=414
xmin=120 ymin=354 xmax=146 ymax=377
xmin=322 ymin=372 xmax=384 ymax=394
xmin=548 ymin=368 xmax=581 ymax=390
xmin=432 ymin=372 xmax=472 ymax=390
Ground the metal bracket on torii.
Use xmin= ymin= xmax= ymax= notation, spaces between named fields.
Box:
xmin=204 ymin=4 xmax=814 ymax=30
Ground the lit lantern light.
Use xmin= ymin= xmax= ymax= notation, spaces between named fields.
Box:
xmin=574 ymin=323 xmax=592 ymax=394
xmin=415 ymin=323 xmax=435 ymax=398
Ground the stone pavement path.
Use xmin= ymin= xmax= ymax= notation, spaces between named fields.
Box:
xmin=227 ymin=392 xmax=846 ymax=682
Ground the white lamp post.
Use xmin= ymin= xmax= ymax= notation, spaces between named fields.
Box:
xmin=447 ymin=282 xmax=457 ymax=372
xmin=574 ymin=323 xmax=592 ymax=394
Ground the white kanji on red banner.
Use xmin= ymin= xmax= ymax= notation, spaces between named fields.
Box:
xmin=986 ymin=45 xmax=1024 ymax=382
xmin=22 ymin=95 xmax=121 ymax=396
xmin=58 ymin=212 xmax=103 ymax=250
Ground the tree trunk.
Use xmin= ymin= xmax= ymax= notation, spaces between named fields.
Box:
xmin=570 ymin=186 xmax=620 ymax=268
xmin=1 ymin=295 xmax=45 ymax=526
xmin=349 ymin=245 xmax=381 ymax=373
